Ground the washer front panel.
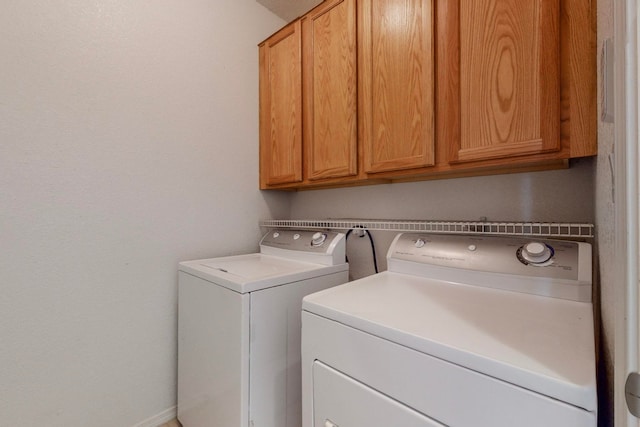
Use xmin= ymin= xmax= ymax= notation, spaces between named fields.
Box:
xmin=178 ymin=271 xmax=249 ymax=427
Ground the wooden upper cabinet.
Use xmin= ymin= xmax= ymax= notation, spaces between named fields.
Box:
xmin=360 ymin=0 xmax=435 ymax=174
xmin=450 ymin=0 xmax=560 ymax=163
xmin=259 ymin=21 xmax=303 ymax=187
xmin=258 ymin=0 xmax=594 ymax=189
xmin=302 ymin=0 xmax=358 ymax=181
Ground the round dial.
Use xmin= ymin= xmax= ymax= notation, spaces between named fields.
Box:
xmin=311 ymin=232 xmax=327 ymax=247
xmin=518 ymin=242 xmax=554 ymax=265
xmin=414 ymin=238 xmax=425 ymax=248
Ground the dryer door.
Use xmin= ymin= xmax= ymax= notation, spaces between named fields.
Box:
xmin=313 ymin=361 xmax=443 ymax=427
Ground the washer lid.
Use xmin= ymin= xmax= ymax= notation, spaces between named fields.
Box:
xmin=179 ymin=253 xmax=347 ymax=293
xmin=302 ymin=271 xmax=597 ymax=412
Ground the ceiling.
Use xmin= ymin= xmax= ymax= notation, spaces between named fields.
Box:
xmin=256 ymin=0 xmax=323 ymax=22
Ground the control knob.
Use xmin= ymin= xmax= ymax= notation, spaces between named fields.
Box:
xmin=311 ymin=232 xmax=327 ymax=247
xmin=518 ymin=242 xmax=554 ymax=265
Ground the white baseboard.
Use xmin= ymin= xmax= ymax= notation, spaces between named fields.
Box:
xmin=132 ymin=406 xmax=177 ymax=427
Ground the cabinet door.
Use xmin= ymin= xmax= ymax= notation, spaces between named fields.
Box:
xmin=450 ymin=0 xmax=560 ymax=163
xmin=259 ymin=21 xmax=302 ymax=186
xmin=360 ymin=0 xmax=435 ymax=174
xmin=303 ymin=0 xmax=358 ymax=181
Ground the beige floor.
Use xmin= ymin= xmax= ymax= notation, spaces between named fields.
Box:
xmin=158 ymin=420 xmax=181 ymax=427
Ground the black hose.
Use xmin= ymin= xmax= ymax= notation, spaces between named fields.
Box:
xmin=345 ymin=226 xmax=379 ymax=274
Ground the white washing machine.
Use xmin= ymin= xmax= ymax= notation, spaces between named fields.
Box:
xmin=302 ymin=232 xmax=597 ymax=427
xmin=178 ymin=229 xmax=348 ymax=427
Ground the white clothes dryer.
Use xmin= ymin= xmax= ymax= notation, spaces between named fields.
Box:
xmin=178 ymin=229 xmax=348 ymax=427
xmin=302 ymin=232 xmax=596 ymax=427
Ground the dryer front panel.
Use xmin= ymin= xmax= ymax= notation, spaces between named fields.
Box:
xmin=313 ymin=361 xmax=443 ymax=427
xmin=301 ymin=312 xmax=596 ymax=427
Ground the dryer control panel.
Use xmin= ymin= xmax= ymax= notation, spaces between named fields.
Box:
xmin=387 ymin=233 xmax=592 ymax=302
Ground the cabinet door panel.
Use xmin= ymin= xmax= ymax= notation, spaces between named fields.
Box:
xmin=361 ymin=0 xmax=435 ymax=174
xmin=303 ymin=0 xmax=358 ymax=181
xmin=454 ymin=0 xmax=560 ymax=162
xmin=259 ymin=22 xmax=302 ymax=186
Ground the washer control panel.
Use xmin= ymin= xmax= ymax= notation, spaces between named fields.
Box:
xmin=261 ymin=229 xmax=338 ymax=253
xmin=389 ymin=233 xmax=583 ymax=281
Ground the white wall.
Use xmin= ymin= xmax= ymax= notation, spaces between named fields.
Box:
xmin=0 ymin=1 xmax=286 ymax=426
xmin=290 ymin=159 xmax=595 ymax=279
xmin=291 ymin=159 xmax=595 ymax=222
